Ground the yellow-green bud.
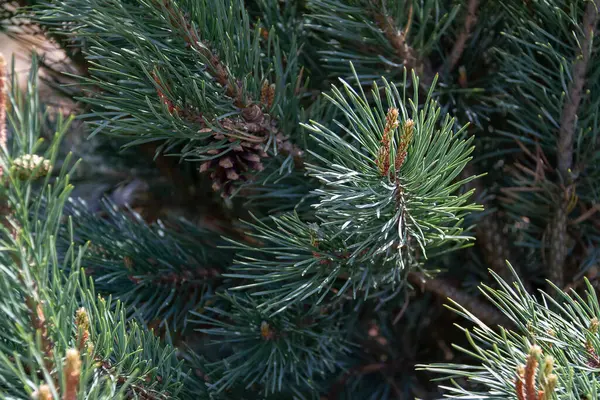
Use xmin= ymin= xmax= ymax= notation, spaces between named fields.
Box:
xmin=11 ymin=154 xmax=51 ymax=180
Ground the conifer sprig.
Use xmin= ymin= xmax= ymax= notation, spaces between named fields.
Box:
xmin=422 ymin=265 xmax=600 ymax=399
xmin=496 ymin=0 xmax=600 ymax=288
xmin=226 ymin=68 xmax=480 ymax=313
xmin=0 ymin=53 xmax=189 ymax=400
xmin=61 ymin=198 xmax=231 ymax=332
xmin=36 ymin=0 xmax=305 ymax=198
xmin=305 ymin=0 xmax=460 ymax=84
xmin=191 ymin=293 xmax=352 ymax=397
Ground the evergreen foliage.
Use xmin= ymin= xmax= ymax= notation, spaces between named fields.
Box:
xmin=62 ymin=198 xmax=230 ymax=332
xmin=0 ymin=55 xmax=188 ymax=400
xmin=0 ymin=0 xmax=598 ymax=398
xmin=424 ymin=266 xmax=600 ymax=399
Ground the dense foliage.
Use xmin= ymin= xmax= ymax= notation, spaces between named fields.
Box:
xmin=0 ymin=0 xmax=598 ymax=398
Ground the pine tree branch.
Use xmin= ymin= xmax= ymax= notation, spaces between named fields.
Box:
xmin=407 ymin=271 xmax=507 ymax=327
xmin=26 ymin=294 xmax=55 ymax=373
xmin=151 ymin=0 xmax=305 ymax=193
xmin=66 ymin=198 xmax=229 ymax=331
xmin=422 ymin=267 xmax=590 ymax=398
xmin=373 ymin=3 xmax=419 ymax=72
xmin=444 ymin=0 xmax=479 ymax=73
xmin=557 ymin=0 xmax=599 ymax=178
xmin=547 ymin=200 xmax=569 ymax=289
xmin=37 ymin=0 xmax=305 ymax=198
xmin=153 ymin=0 xmax=246 ymax=107
xmin=549 ymin=0 xmax=599 ymax=288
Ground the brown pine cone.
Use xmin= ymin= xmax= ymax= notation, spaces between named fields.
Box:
xmin=197 ymin=104 xmax=303 ymax=198
xmin=199 ymin=132 xmax=268 ymax=198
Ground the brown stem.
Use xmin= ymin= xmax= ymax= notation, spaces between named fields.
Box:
xmin=557 ymin=0 xmax=599 ymax=177
xmin=25 ymin=295 xmax=54 ymax=372
xmin=154 ymin=0 xmax=245 ymax=107
xmin=548 ymin=0 xmax=599 ymax=288
xmin=407 ymin=271 xmax=507 ymax=327
xmin=444 ymin=0 xmax=479 ymax=73
xmin=373 ymin=3 xmax=420 ymax=73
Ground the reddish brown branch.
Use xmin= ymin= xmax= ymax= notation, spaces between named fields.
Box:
xmin=26 ymin=296 xmax=54 ymax=371
xmin=548 ymin=0 xmax=599 ymax=288
xmin=407 ymin=271 xmax=507 ymax=327
xmin=445 ymin=0 xmax=479 ymax=73
xmin=557 ymin=0 xmax=599 ymax=177
xmin=155 ymin=0 xmax=245 ymax=106
xmin=373 ymin=4 xmax=420 ymax=72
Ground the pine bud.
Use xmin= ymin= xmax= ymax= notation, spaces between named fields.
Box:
xmin=123 ymin=256 xmax=134 ymax=270
xmin=524 ymin=345 xmax=541 ymax=399
xmin=75 ymin=307 xmax=90 ymax=352
xmin=384 ymin=107 xmax=400 ymax=134
xmin=75 ymin=308 xmax=89 ymax=331
xmin=11 ymin=154 xmax=51 ymax=180
xmin=515 ymin=364 xmax=525 ymax=400
xmin=260 ymin=321 xmax=275 ymax=340
xmin=32 ymin=384 xmax=52 ymax=400
xmin=260 ymin=81 xmax=276 ymax=109
xmin=259 ymin=27 xmax=269 ymax=40
xmin=395 ymin=118 xmax=415 ymax=171
xmin=542 ymin=355 xmax=554 ymax=377
xmin=590 ymin=317 xmax=599 ymax=334
xmin=64 ymin=348 xmax=81 ymax=400
xmin=377 ymin=108 xmax=399 ymax=176
xmin=529 ymin=344 xmax=542 ymax=358
xmin=544 ymin=374 xmax=557 ymax=396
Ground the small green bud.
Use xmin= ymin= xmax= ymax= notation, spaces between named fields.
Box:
xmin=11 ymin=154 xmax=51 ymax=180
xmin=590 ymin=317 xmax=599 ymax=334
